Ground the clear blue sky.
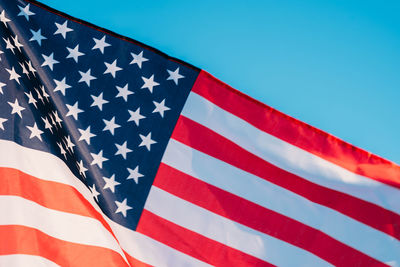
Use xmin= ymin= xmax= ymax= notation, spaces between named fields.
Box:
xmin=39 ymin=0 xmax=400 ymax=164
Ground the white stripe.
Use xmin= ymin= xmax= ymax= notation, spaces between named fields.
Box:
xmin=182 ymin=92 xmax=400 ymax=215
xmin=107 ymin=219 xmax=212 ymax=267
xmin=145 ymin=186 xmax=332 ymax=267
xmin=0 ymin=139 xmax=208 ymax=267
xmin=0 ymin=195 xmax=123 ymax=254
xmin=0 ymin=255 xmax=60 ymax=267
xmin=162 ymin=139 xmax=400 ymax=264
xmin=0 ymin=140 xmax=88 ymax=189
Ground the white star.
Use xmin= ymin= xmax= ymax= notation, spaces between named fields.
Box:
xmin=12 ymin=35 xmax=23 ymax=52
xmin=66 ymin=44 xmax=84 ymax=63
xmin=54 ymin=21 xmax=73 ymax=39
xmin=91 ymin=92 xmax=108 ymax=111
xmin=127 ymin=166 xmax=144 ymax=184
xmin=130 ymin=51 xmax=148 ymax=68
xmin=0 ymin=82 xmax=6 ymax=94
xmin=41 ymin=116 xmax=53 ymax=133
xmin=41 ymin=53 xmax=59 ymax=71
xmin=139 ymin=132 xmax=157 ymax=151
xmin=167 ymin=67 xmax=184 ymax=85
xmin=21 ymin=62 xmax=31 ymax=75
xmin=38 ymin=88 xmax=48 ymax=103
xmin=91 ymin=150 xmax=108 ymax=168
xmin=40 ymin=85 xmax=50 ymax=101
xmin=25 ymin=91 xmax=37 ymax=108
xmin=152 ymin=99 xmax=170 ymax=117
xmin=89 ymin=184 xmax=100 ymax=201
xmin=78 ymin=126 xmax=96 ymax=145
xmin=77 ymin=160 xmax=88 ymax=178
xmin=115 ymin=198 xmax=132 ymax=217
xmin=141 ymin=75 xmax=159 ymax=93
xmin=18 ymin=4 xmax=35 ymax=21
xmin=49 ymin=113 xmax=57 ymax=127
xmin=104 ymin=59 xmax=122 ymax=78
xmin=53 ymin=111 xmax=63 ymax=127
xmin=78 ymin=69 xmax=96 ymax=87
xmin=8 ymin=99 xmax=25 ymax=118
xmin=0 ymin=10 xmax=10 ymax=27
xmin=66 ymin=101 xmax=84 ymax=120
xmin=115 ymin=141 xmax=132 ymax=160
xmin=57 ymin=142 xmax=67 ymax=159
xmin=65 ymin=135 xmax=75 ymax=153
xmin=103 ymin=174 xmax=120 ymax=193
xmin=103 ymin=117 xmax=120 ymax=135
xmin=62 ymin=139 xmax=70 ymax=152
xmin=26 ymin=60 xmax=36 ymax=77
xmin=53 ymin=77 xmax=71 ymax=96
xmin=0 ymin=118 xmax=7 ymax=130
xmin=115 ymin=83 xmax=133 ymax=102
xmin=35 ymin=88 xmax=44 ymax=104
xmin=92 ymin=36 xmax=110 ymax=54
xmin=3 ymin=37 xmax=15 ymax=54
xmin=26 ymin=123 xmax=43 ymax=141
xmin=0 ymin=50 xmax=3 ymax=61
xmin=127 ymin=107 xmax=145 ymax=126
xmin=19 ymin=62 xmax=29 ymax=76
xmin=29 ymin=29 xmax=46 ymax=46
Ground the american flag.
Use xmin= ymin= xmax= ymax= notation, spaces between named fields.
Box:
xmin=0 ymin=0 xmax=399 ymax=266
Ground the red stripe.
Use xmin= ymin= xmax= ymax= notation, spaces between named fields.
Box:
xmin=137 ymin=209 xmax=274 ymax=267
xmin=192 ymin=70 xmax=400 ymax=189
xmin=0 ymin=167 xmax=151 ymax=267
xmin=172 ymin=115 xmax=400 ymax=240
xmin=0 ymin=225 xmax=129 ymax=267
xmin=154 ymin=163 xmax=385 ymax=267
xmin=0 ymin=167 xmax=116 ymax=239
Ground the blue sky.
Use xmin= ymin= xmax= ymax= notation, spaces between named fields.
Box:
xmin=39 ymin=0 xmax=400 ymax=164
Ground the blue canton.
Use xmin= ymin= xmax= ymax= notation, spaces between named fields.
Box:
xmin=0 ymin=0 xmax=199 ymax=229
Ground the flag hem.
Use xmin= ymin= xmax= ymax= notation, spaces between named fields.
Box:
xmin=24 ymin=0 xmax=201 ymax=73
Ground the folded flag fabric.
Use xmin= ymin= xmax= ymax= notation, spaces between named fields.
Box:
xmin=0 ymin=0 xmax=399 ymax=266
